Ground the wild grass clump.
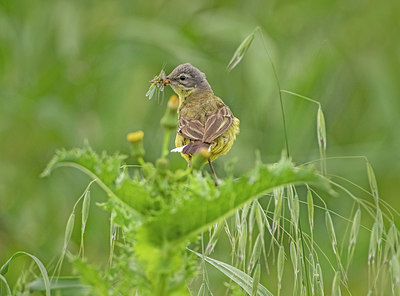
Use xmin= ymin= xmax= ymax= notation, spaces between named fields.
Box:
xmin=1 ymin=28 xmax=399 ymax=296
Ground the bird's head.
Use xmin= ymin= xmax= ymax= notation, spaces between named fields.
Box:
xmin=164 ymin=63 xmax=211 ymax=97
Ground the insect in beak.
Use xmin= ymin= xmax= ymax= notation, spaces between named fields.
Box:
xmin=148 ymin=71 xmax=170 ymax=86
xmin=163 ymin=78 xmax=171 ymax=86
xmin=147 ymin=69 xmax=167 ymax=100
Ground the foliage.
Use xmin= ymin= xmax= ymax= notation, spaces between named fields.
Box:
xmin=1 ymin=4 xmax=400 ymax=294
xmin=38 ymin=139 xmax=328 ymax=295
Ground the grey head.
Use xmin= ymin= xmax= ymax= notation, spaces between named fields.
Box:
xmin=166 ymin=63 xmax=211 ymax=93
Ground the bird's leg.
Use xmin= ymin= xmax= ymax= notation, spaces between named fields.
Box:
xmin=208 ymin=159 xmax=218 ymax=186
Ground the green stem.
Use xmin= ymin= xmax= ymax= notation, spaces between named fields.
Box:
xmin=256 ymin=27 xmax=290 ymax=157
xmin=280 ymin=90 xmax=321 ymax=106
xmin=155 ymin=275 xmax=167 ymax=296
xmin=162 ymin=129 xmax=171 ymax=158
xmin=299 ymin=220 xmax=312 ymax=296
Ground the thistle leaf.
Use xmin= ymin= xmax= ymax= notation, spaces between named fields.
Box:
xmin=139 ymin=157 xmax=330 ymax=247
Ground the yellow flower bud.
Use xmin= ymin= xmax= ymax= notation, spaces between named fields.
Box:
xmin=127 ymin=131 xmax=144 ymax=143
xmin=167 ymin=95 xmax=179 ymax=110
xmin=161 ymin=96 xmax=179 ymax=130
xmin=191 ymin=148 xmax=211 ymax=170
xmin=156 ymin=158 xmax=169 ymax=175
xmin=127 ymin=131 xmax=145 ymax=159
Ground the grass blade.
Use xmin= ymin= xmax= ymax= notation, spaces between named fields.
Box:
xmin=197 ymin=283 xmax=206 ymax=296
xmin=0 ymin=274 xmax=12 ymax=296
xmin=27 ymin=277 xmax=91 ymax=294
xmin=251 ymin=264 xmax=261 ymax=296
xmin=0 ymin=251 xmax=51 ymax=296
xmin=331 ymin=271 xmax=341 ymax=296
xmin=190 ymin=250 xmax=273 ymax=296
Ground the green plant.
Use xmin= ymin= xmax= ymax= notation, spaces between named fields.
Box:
xmin=35 ymin=134 xmax=327 ymax=295
xmin=1 ymin=28 xmax=399 ymax=296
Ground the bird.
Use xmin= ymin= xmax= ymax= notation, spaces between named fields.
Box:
xmin=164 ymin=63 xmax=240 ymax=182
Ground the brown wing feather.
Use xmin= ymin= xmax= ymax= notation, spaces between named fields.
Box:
xmin=178 ymin=117 xmax=204 ymax=141
xmin=178 ymin=104 xmax=234 ymax=144
xmin=202 ymin=105 xmax=233 ymax=143
xmin=182 ymin=141 xmax=210 ymax=154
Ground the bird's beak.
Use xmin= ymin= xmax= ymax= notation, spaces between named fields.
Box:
xmin=163 ymin=77 xmax=171 ymax=86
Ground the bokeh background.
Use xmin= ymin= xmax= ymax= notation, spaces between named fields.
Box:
xmin=1 ymin=0 xmax=399 ymax=293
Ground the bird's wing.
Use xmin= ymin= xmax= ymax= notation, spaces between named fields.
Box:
xmin=202 ymin=105 xmax=233 ymax=143
xmin=178 ymin=117 xmax=205 ymax=141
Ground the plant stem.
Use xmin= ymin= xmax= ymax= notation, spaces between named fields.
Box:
xmin=162 ymin=129 xmax=171 ymax=158
xmin=155 ymin=275 xmax=167 ymax=296
xmin=256 ymin=27 xmax=290 ymax=157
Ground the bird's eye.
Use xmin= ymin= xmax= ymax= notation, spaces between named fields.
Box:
xmin=179 ymin=75 xmax=186 ymax=81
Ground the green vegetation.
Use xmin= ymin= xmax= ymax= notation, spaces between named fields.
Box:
xmin=1 ymin=0 xmax=400 ymax=295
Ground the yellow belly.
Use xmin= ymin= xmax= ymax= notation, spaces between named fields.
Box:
xmin=175 ymin=117 xmax=240 ymax=162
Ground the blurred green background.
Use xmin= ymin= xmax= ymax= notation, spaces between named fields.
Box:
xmin=1 ymin=0 xmax=399 ymax=293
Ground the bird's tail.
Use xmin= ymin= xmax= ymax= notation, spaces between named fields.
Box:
xmin=171 ymin=141 xmax=210 ymax=155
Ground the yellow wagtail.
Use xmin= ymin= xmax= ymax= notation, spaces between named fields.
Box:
xmin=164 ymin=63 xmax=240 ymax=182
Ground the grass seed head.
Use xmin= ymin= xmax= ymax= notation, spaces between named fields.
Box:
xmin=63 ymin=212 xmax=75 ymax=251
xmin=273 ymin=189 xmax=283 ymax=234
xmin=290 ymin=241 xmax=298 ymax=273
xmin=227 ymin=31 xmax=255 ymax=72
xmin=277 ymin=245 xmax=285 ymax=285
xmin=248 ymin=234 xmax=262 ymax=273
xmin=368 ymin=222 xmax=379 ymax=264
xmin=238 ymin=220 xmax=248 ymax=262
xmin=82 ymin=190 xmax=90 ymax=231
xmin=349 ymin=208 xmax=361 ymax=247
xmin=255 ymin=202 xmax=265 ymax=238
xmin=307 ymin=188 xmax=314 ymax=231
xmin=249 ymin=201 xmax=257 ymax=236
xmin=317 ymin=107 xmax=327 ymax=150
xmin=325 ymin=211 xmax=338 ymax=254
xmin=366 ymin=162 xmax=379 ymax=206
xmin=315 ymin=263 xmax=324 ymax=296
xmin=385 ymin=224 xmax=398 ymax=259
